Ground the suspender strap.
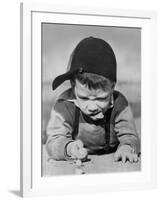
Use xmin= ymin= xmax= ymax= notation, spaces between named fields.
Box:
xmin=72 ymin=106 xmax=80 ymax=140
xmin=72 ymin=105 xmax=113 ymax=143
xmin=104 ymin=108 xmax=113 ymax=145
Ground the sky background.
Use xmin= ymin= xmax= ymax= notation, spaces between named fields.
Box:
xmin=42 ymin=23 xmax=141 ymax=83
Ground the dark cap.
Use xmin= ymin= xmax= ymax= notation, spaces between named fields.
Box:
xmin=52 ymin=36 xmax=117 ymax=90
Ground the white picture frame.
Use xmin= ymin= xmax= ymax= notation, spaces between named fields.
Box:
xmin=20 ymin=2 xmax=157 ymax=197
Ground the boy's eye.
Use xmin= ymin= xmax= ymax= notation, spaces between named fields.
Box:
xmin=79 ymin=97 xmax=88 ymax=100
xmin=78 ymin=96 xmax=108 ymax=101
xmin=96 ymin=98 xmax=107 ymax=101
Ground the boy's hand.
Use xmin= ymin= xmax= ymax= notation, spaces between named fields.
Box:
xmin=114 ymin=145 xmax=138 ymax=163
xmin=66 ymin=140 xmax=88 ymax=160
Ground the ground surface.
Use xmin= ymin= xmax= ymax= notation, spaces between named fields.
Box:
xmin=42 ymin=145 xmax=141 ymax=176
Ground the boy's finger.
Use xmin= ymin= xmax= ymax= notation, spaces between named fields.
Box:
xmin=124 ymin=152 xmax=133 ymax=163
xmin=79 ymin=148 xmax=87 ymax=156
xmin=121 ymin=154 xmax=127 ymax=163
xmin=75 ymin=140 xmax=84 ymax=148
xmin=75 ymin=150 xmax=86 ymax=160
xmin=133 ymin=154 xmax=138 ymax=162
xmin=71 ymin=149 xmax=81 ymax=159
xmin=71 ymin=147 xmax=87 ymax=160
xmin=114 ymin=152 xmax=121 ymax=161
xmin=128 ymin=153 xmax=134 ymax=163
xmin=70 ymin=145 xmax=79 ymax=156
xmin=69 ymin=145 xmax=78 ymax=159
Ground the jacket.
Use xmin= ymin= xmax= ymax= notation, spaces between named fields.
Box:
xmin=46 ymin=88 xmax=140 ymax=160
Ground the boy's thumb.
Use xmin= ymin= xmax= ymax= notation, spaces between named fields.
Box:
xmin=75 ymin=140 xmax=84 ymax=148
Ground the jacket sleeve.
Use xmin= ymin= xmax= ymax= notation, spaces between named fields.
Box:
xmin=46 ymin=101 xmax=75 ymax=160
xmin=114 ymin=105 xmax=140 ymax=154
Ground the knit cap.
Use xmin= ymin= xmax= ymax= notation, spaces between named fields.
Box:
xmin=52 ymin=36 xmax=117 ymax=90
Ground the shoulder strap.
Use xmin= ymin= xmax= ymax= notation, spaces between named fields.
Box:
xmin=72 ymin=106 xmax=80 ymax=140
xmin=110 ymin=90 xmax=128 ymax=125
xmin=104 ymin=91 xmax=128 ymax=145
xmin=104 ymin=107 xmax=113 ymax=145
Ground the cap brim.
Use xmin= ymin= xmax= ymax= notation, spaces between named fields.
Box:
xmin=52 ymin=71 xmax=73 ymax=90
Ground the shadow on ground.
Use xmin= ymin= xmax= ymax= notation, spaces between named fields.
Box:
xmin=9 ymin=190 xmax=21 ymax=197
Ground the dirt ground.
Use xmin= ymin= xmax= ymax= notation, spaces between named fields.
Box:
xmin=42 ymin=144 xmax=141 ymax=176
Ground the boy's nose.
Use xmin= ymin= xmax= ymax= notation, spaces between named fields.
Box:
xmin=87 ymin=102 xmax=98 ymax=113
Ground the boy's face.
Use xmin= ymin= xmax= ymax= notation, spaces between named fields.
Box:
xmin=74 ymin=79 xmax=113 ymax=120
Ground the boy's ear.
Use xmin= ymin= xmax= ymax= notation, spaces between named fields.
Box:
xmin=112 ymin=82 xmax=116 ymax=89
xmin=70 ymin=80 xmax=76 ymax=96
xmin=110 ymin=82 xmax=116 ymax=93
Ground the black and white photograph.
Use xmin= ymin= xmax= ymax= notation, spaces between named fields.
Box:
xmin=19 ymin=2 xmax=157 ymax=197
xmin=42 ymin=23 xmax=141 ymax=176
xmin=0 ymin=0 xmax=160 ymax=198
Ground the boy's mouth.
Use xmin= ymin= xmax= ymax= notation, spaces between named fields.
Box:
xmin=82 ymin=112 xmax=105 ymax=124
xmin=88 ymin=112 xmax=104 ymax=119
xmin=89 ymin=112 xmax=100 ymax=116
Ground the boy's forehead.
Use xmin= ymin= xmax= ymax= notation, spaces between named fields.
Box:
xmin=75 ymin=80 xmax=110 ymax=96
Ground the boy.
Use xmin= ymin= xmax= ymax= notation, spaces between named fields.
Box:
xmin=46 ymin=36 xmax=140 ymax=163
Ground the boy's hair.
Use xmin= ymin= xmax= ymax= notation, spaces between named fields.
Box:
xmin=71 ymin=72 xmax=115 ymax=91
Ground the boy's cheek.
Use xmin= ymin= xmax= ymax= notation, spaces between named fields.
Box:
xmin=77 ymin=101 xmax=87 ymax=111
xmin=101 ymin=102 xmax=110 ymax=113
xmin=76 ymin=101 xmax=84 ymax=110
xmin=76 ymin=99 xmax=84 ymax=106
